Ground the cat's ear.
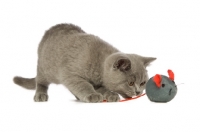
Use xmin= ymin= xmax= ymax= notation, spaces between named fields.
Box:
xmin=142 ymin=57 xmax=156 ymax=67
xmin=113 ymin=58 xmax=131 ymax=72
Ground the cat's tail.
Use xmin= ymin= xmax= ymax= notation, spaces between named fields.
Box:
xmin=13 ymin=76 xmax=36 ymax=89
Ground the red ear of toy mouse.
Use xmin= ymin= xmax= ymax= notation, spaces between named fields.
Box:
xmin=153 ymin=74 xmax=162 ymax=88
xmin=167 ymin=69 xmax=174 ymax=81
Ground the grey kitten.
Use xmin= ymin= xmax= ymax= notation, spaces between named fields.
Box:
xmin=13 ymin=23 xmax=156 ymax=103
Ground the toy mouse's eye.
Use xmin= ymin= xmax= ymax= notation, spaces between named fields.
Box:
xmin=140 ymin=81 xmax=146 ymax=86
xmin=129 ymin=82 xmax=134 ymax=86
xmin=162 ymin=84 xmax=165 ymax=87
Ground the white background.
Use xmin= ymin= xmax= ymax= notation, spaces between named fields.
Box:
xmin=0 ymin=0 xmax=200 ymax=132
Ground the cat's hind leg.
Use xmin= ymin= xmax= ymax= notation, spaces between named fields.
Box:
xmin=34 ymin=82 xmax=49 ymax=102
xmin=34 ymin=71 xmax=49 ymax=102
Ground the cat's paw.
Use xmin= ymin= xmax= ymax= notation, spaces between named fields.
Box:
xmin=104 ymin=91 xmax=120 ymax=102
xmin=84 ymin=93 xmax=103 ymax=103
xmin=34 ymin=93 xmax=48 ymax=102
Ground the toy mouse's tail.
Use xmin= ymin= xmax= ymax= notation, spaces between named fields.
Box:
xmin=13 ymin=76 xmax=36 ymax=89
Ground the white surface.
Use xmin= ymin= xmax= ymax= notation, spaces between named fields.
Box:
xmin=0 ymin=0 xmax=200 ymax=132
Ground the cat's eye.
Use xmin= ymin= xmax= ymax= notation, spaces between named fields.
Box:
xmin=140 ymin=81 xmax=146 ymax=86
xmin=129 ymin=82 xmax=134 ymax=86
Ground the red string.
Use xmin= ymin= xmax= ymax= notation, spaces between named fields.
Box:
xmin=120 ymin=93 xmax=146 ymax=102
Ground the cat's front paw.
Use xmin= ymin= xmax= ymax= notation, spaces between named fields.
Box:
xmin=104 ymin=91 xmax=120 ymax=102
xmin=84 ymin=93 xmax=103 ymax=103
xmin=34 ymin=93 xmax=48 ymax=102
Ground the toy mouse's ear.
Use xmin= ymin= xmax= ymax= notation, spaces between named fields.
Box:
xmin=167 ymin=69 xmax=174 ymax=81
xmin=153 ymin=74 xmax=162 ymax=88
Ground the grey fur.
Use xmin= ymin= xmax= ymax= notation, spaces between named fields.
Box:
xmin=13 ymin=23 xmax=156 ymax=103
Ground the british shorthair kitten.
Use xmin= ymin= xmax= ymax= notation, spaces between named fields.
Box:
xmin=13 ymin=23 xmax=156 ymax=103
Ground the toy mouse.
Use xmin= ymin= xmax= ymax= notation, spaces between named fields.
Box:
xmin=146 ymin=69 xmax=177 ymax=103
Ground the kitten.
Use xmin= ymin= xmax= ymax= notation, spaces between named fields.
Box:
xmin=13 ymin=23 xmax=156 ymax=103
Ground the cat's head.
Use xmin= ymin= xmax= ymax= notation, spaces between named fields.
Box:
xmin=103 ymin=52 xmax=156 ymax=98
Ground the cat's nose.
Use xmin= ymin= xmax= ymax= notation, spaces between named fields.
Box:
xmin=136 ymin=91 xmax=140 ymax=95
